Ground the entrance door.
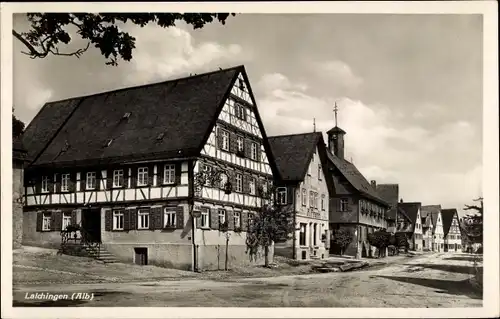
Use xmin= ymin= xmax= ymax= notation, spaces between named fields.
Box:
xmin=81 ymin=208 xmax=101 ymax=242
xmin=134 ymin=248 xmax=148 ymax=265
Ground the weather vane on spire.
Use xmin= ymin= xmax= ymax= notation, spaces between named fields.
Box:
xmin=333 ymin=101 xmax=339 ymax=127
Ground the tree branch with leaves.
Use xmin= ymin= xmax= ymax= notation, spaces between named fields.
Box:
xmin=14 ymin=13 xmax=236 ymax=66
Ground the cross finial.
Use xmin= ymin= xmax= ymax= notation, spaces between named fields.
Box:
xmin=313 ymin=118 xmax=316 ymax=132
xmin=334 ymin=101 xmax=339 ymax=127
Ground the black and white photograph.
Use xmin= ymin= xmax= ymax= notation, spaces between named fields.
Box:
xmin=1 ymin=1 xmax=498 ymax=318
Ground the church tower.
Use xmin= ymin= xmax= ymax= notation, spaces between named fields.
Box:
xmin=327 ymin=102 xmax=346 ymax=160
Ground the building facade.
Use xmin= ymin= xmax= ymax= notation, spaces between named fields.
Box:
xmin=21 ymin=66 xmax=278 ymax=271
xmin=269 ymin=132 xmax=330 ymax=260
xmin=421 ymin=212 xmax=434 ymax=251
xmin=442 ymin=208 xmax=462 ymax=252
xmin=13 ymin=139 xmax=28 ymax=249
xmin=422 ymin=205 xmax=444 ymax=252
xmin=399 ymin=202 xmax=423 ymax=251
xmin=324 ymin=125 xmax=390 ymax=259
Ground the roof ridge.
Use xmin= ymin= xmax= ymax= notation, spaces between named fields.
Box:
xmin=268 ymin=131 xmax=322 ymax=139
xmin=42 ymin=65 xmax=245 ymax=106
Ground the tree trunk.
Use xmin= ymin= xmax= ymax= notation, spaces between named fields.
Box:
xmin=264 ymin=245 xmax=269 ymax=267
xmin=224 ymin=234 xmax=229 ymax=271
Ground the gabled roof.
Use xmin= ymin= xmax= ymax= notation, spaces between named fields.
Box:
xmin=22 ymin=66 xmax=253 ymax=168
xmin=386 ymin=206 xmax=411 ymax=222
xmin=422 ymin=205 xmax=442 ymax=228
xmin=327 ymin=126 xmax=346 ymax=135
xmin=325 ymin=150 xmax=389 ymax=207
xmin=398 ymin=202 xmax=421 ymax=233
xmin=441 ymin=208 xmax=458 ymax=236
xmin=268 ymin=132 xmax=324 ymax=182
xmin=376 ymin=184 xmax=399 ymax=208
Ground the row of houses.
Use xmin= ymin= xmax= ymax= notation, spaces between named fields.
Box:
xmin=12 ymin=65 xmax=464 ymax=271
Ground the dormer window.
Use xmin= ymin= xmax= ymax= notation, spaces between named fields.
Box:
xmin=41 ymin=176 xmax=50 ymax=193
xmin=137 ymin=167 xmax=148 ymax=186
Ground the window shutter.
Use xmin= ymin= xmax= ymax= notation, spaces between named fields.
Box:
xmin=243 ymin=106 xmax=248 ymax=121
xmin=147 ymin=207 xmax=154 ymax=230
xmin=242 ymin=175 xmax=249 ymax=194
xmin=105 ymin=209 xmax=112 ymax=231
xmin=217 ymin=127 xmax=224 ymax=149
xmin=287 ymin=187 xmax=294 ymax=205
xmin=36 ymin=212 xmax=43 ymax=231
xmin=152 ymin=207 xmax=163 ymax=229
xmin=107 ymin=170 xmax=113 ymax=189
xmin=229 ymin=132 xmax=237 ymax=153
xmin=35 ymin=177 xmax=42 ymax=193
xmin=256 ymin=143 xmax=261 ymax=163
xmin=157 ymin=165 xmax=164 ymax=186
xmin=148 ymin=165 xmax=154 ymax=186
xmin=130 ymin=208 xmax=137 ymax=230
xmin=71 ymin=209 xmax=78 ymax=225
xmin=123 ymin=168 xmax=129 ymax=188
xmin=210 ymin=208 xmax=219 ymax=230
xmin=241 ymin=211 xmax=249 ymax=232
xmin=175 ymin=163 xmax=181 ymax=185
xmin=130 ymin=167 xmax=137 ymax=188
xmin=81 ymin=172 xmax=86 ymax=191
xmin=49 ymin=175 xmax=55 ymax=193
xmin=54 ymin=174 xmax=61 ymax=193
xmin=176 ymin=206 xmax=184 ymax=229
xmin=227 ymin=210 xmax=234 ymax=231
xmin=96 ymin=172 xmax=101 ymax=190
xmin=52 ymin=211 xmax=62 ymax=231
xmin=123 ymin=209 xmax=131 ymax=231
xmin=244 ymin=138 xmax=251 ymax=158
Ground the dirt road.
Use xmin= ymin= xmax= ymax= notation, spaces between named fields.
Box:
xmin=13 ymin=252 xmax=482 ymax=307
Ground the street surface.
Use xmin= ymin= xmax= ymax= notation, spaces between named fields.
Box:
xmin=13 ymin=251 xmax=482 ymax=307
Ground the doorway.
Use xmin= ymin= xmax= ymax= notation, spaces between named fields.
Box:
xmin=81 ymin=207 xmax=101 ymax=243
xmin=134 ymin=247 xmax=148 ymax=265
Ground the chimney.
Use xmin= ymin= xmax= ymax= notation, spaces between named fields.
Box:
xmin=370 ymin=180 xmax=376 ymax=189
xmin=400 ymin=198 xmax=403 ymax=203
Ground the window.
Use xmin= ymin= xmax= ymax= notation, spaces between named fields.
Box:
xmin=113 ymin=170 xmax=123 ymax=188
xmin=309 ymin=191 xmax=314 ymax=207
xmin=237 ymin=136 xmax=244 ymax=152
xmin=299 ymin=223 xmax=307 ymax=246
xmin=276 ymin=187 xmax=287 ymax=205
xmin=164 ymin=209 xmax=177 ymax=228
xmin=137 ymin=167 xmax=148 ymax=186
xmin=218 ymin=209 xmax=226 ymax=225
xmin=138 ymin=209 xmax=150 ymax=229
xmin=321 ymin=194 xmax=325 ymax=211
xmin=250 ymin=142 xmax=258 ymax=161
xmin=113 ymin=210 xmax=124 ymax=230
xmin=314 ymin=193 xmax=319 ymax=208
xmin=62 ymin=212 xmax=72 ymax=230
xmin=249 ymin=178 xmax=256 ymax=195
xmin=340 ymin=198 xmax=349 ymax=211
xmin=235 ymin=103 xmax=246 ymax=120
xmin=86 ymin=172 xmax=96 ymax=190
xmin=301 ymin=189 xmax=307 ymax=206
xmin=235 ymin=174 xmax=243 ymax=192
xmin=164 ymin=164 xmax=175 ymax=184
xmin=220 ymin=129 xmax=229 ymax=151
xmin=200 ymin=208 xmax=209 ymax=228
xmin=318 ymin=165 xmax=322 ymax=180
xmin=234 ymin=211 xmax=241 ymax=229
xmin=61 ymin=174 xmax=70 ymax=192
xmin=41 ymin=176 xmax=50 ymax=193
xmin=42 ymin=213 xmax=51 ymax=231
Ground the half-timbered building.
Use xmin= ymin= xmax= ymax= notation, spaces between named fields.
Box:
xmin=398 ymin=201 xmax=423 ymax=251
xmin=323 ymin=124 xmax=391 ymax=258
xmin=422 ymin=205 xmax=444 ymax=252
xmin=20 ymin=65 xmax=278 ymax=271
xmin=268 ymin=132 xmax=330 ymax=260
xmin=441 ymin=208 xmax=462 ymax=252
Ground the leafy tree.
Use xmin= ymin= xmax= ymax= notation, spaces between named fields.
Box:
xmin=332 ymin=228 xmax=354 ymax=256
xmin=13 ymin=13 xmax=236 ymax=66
xmin=13 ymin=114 xmax=25 ymax=139
xmin=367 ymin=230 xmax=391 ymax=258
xmin=462 ymin=197 xmax=483 ymax=248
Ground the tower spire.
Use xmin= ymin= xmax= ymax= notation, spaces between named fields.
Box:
xmin=334 ymin=101 xmax=339 ymax=127
xmin=313 ymin=118 xmax=316 ymax=132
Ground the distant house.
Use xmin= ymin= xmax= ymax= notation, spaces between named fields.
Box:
xmin=268 ymin=132 xmax=330 ymax=260
xmin=376 ymin=184 xmax=412 ymax=234
xmin=13 ymin=138 xmax=28 ymax=249
xmin=422 ymin=205 xmax=444 ymax=252
xmin=20 ymin=65 xmax=279 ymax=271
xmin=398 ymin=201 xmax=423 ymax=251
xmin=324 ymin=125 xmax=390 ymax=258
xmin=420 ymin=212 xmax=434 ymax=251
xmin=442 ymin=208 xmax=462 ymax=252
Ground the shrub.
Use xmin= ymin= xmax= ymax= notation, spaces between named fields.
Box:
xmin=332 ymin=228 xmax=354 ymax=255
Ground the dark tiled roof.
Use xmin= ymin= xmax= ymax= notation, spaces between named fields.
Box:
xmin=325 ymin=151 xmax=389 ymax=206
xmin=386 ymin=206 xmax=411 ymax=222
xmin=268 ymin=132 xmax=323 ymax=182
xmin=13 ymin=137 xmax=28 ymax=162
xmin=398 ymin=202 xmax=421 ymax=232
xmin=441 ymin=208 xmax=458 ymax=236
xmin=422 ymin=205 xmax=442 ymax=228
xmin=376 ymin=184 xmax=399 ymax=208
xmin=327 ymin=126 xmax=346 ymax=135
xmin=23 ymin=66 xmax=244 ymax=167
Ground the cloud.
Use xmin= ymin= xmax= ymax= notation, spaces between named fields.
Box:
xmin=256 ymin=72 xmax=482 ymax=211
xmin=312 ymin=60 xmax=364 ymax=89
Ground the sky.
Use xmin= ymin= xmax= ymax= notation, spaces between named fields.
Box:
xmin=12 ymin=13 xmax=483 ymax=216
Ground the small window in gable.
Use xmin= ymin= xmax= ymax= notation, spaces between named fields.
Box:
xmin=276 ymin=187 xmax=287 ymax=205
